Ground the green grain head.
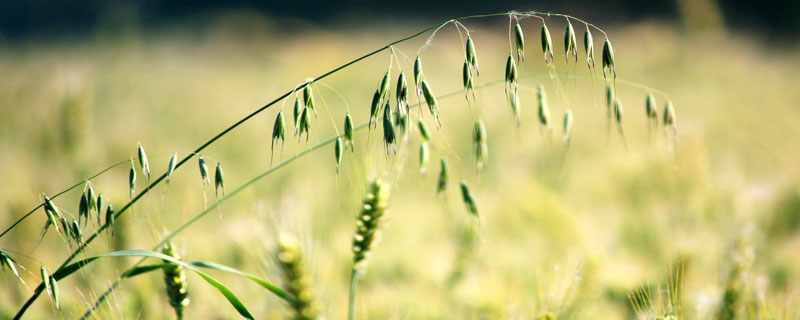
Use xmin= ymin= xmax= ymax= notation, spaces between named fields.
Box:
xmin=514 ymin=20 xmax=525 ymax=61
xmin=537 ymin=85 xmax=551 ymax=128
xmin=344 ymin=113 xmax=355 ymax=151
xmin=541 ymin=23 xmax=554 ymax=64
xmin=214 ymin=162 xmax=224 ymax=197
xmin=584 ymin=28 xmax=595 ymax=68
xmin=437 ymin=157 xmax=449 ymax=194
xmin=459 ymin=181 xmax=479 ymax=218
xmin=272 ymin=111 xmax=286 ymax=151
xmin=161 ymin=243 xmax=190 ymax=319
xmin=198 ymin=156 xmax=209 ymax=186
xmin=277 ymin=233 xmax=322 ymax=320
xmin=352 ymin=180 xmax=391 ymax=270
xmin=166 ymin=153 xmax=178 ymax=185
xmin=564 ymin=21 xmax=577 ymax=62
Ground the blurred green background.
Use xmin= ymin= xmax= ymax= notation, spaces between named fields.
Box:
xmin=2 ymin=1 xmax=800 ymax=319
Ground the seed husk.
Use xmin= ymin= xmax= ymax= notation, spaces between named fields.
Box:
xmin=396 ymin=73 xmax=409 ymax=116
xmin=335 ymin=137 xmax=343 ymax=173
xmin=414 ymin=56 xmax=423 ymax=97
xmin=462 ymin=60 xmax=474 ymax=99
xmin=437 ymin=157 xmax=448 ymax=194
xmin=1 ymin=251 xmax=21 ymax=279
xmin=137 ymin=144 xmax=150 ymax=180
xmin=197 ymin=156 xmax=210 ymax=187
xmin=96 ymin=193 xmax=104 ymax=223
xmin=303 ymin=84 xmax=316 ymax=114
xmin=43 ymin=196 xmax=60 ymax=234
xmin=664 ymin=101 xmax=676 ymax=127
xmin=584 ymin=28 xmax=595 ymax=68
xmin=87 ymin=184 xmax=97 ymax=212
xmin=344 ymin=113 xmax=355 ymax=151
xmin=509 ymin=89 xmax=521 ymax=125
xmin=166 ymin=153 xmax=178 ymax=185
xmin=49 ymin=276 xmax=60 ymax=309
xmin=418 ymin=119 xmax=430 ymax=142
xmin=602 ymin=39 xmax=616 ymax=80
xmin=606 ymin=84 xmax=615 ymax=120
xmin=298 ymin=106 xmax=311 ymax=141
xmin=293 ymin=98 xmax=303 ymax=134
xmin=564 ymin=21 xmax=577 ymax=62
xmin=60 ymin=216 xmax=71 ymax=239
xmin=614 ymin=98 xmax=624 ymax=125
xmin=465 ymin=36 xmax=479 ymax=75
xmin=421 ymin=80 xmax=440 ymax=126
xmin=106 ymin=203 xmax=115 ymax=235
xmin=41 ymin=266 xmax=51 ymax=296
xmin=419 ymin=142 xmax=430 ymax=175
xmin=126 ymin=162 xmax=136 ymax=197
xmin=505 ymin=54 xmax=518 ymax=85
xmin=378 ymin=71 xmax=390 ymax=102
xmin=382 ymin=101 xmax=396 ymax=155
xmin=214 ymin=162 xmax=224 ymax=197
xmin=71 ymin=219 xmax=82 ymax=243
xmin=537 ymin=85 xmax=551 ymax=128
xmin=541 ymin=23 xmax=554 ymax=64
xmin=352 ymin=179 xmax=391 ymax=269
xmin=646 ymin=93 xmax=658 ymax=124
xmin=272 ymin=111 xmax=286 ymax=152
xmin=514 ymin=21 xmax=525 ymax=61
xmin=459 ymin=181 xmax=479 ymax=218
xmin=78 ymin=192 xmax=88 ymax=226
xmin=369 ymin=89 xmax=381 ymax=129
xmin=474 ymin=120 xmax=488 ymax=170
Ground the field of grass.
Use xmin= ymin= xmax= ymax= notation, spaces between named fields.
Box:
xmin=2 ymin=10 xmax=800 ymax=319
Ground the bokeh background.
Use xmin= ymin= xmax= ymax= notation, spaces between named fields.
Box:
xmin=2 ymin=0 xmax=800 ymax=319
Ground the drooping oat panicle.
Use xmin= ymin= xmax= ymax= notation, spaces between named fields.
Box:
xmin=166 ymin=153 xmax=178 ymax=185
xmin=602 ymin=39 xmax=616 ymax=80
xmin=78 ymin=192 xmax=89 ymax=226
xmin=514 ymin=21 xmax=525 ymax=61
xmin=584 ymin=28 xmax=595 ymax=68
xmin=298 ymin=106 xmax=312 ymax=141
xmin=396 ymin=73 xmax=409 ymax=116
xmin=344 ymin=113 xmax=355 ymax=151
xmin=473 ymin=120 xmax=488 ymax=170
xmin=419 ymin=142 xmax=430 ymax=174
xmin=70 ymin=219 xmax=82 ymax=243
xmin=369 ymin=89 xmax=381 ymax=130
xmin=303 ymin=84 xmax=316 ymax=115
xmin=459 ymin=181 xmax=479 ymax=218
xmin=49 ymin=276 xmax=60 ymax=310
xmin=93 ymin=193 xmax=103 ymax=223
xmin=437 ymin=157 xmax=449 ymax=194
xmin=382 ymin=101 xmax=396 ymax=155
xmin=214 ymin=162 xmax=224 ymax=197
xmin=272 ymin=111 xmax=286 ymax=152
xmin=541 ymin=23 xmax=554 ymax=64
xmin=277 ymin=233 xmax=322 ymax=320
xmin=421 ymin=80 xmax=440 ymax=126
xmin=563 ymin=110 xmax=574 ymax=143
xmin=352 ymin=180 xmax=391 ymax=269
xmin=537 ymin=85 xmax=551 ymax=129
xmin=161 ymin=243 xmax=190 ymax=319
xmin=378 ymin=71 xmax=390 ymax=102
xmin=646 ymin=93 xmax=658 ymax=122
xmin=335 ymin=137 xmax=343 ymax=173
xmin=137 ymin=143 xmax=150 ymax=181
xmin=41 ymin=266 xmax=51 ymax=297
xmin=663 ymin=101 xmax=676 ymax=128
xmin=465 ymin=36 xmax=479 ymax=75
xmin=0 ymin=250 xmax=21 ymax=280
xmin=198 ymin=156 xmax=210 ymax=187
xmin=413 ymin=56 xmax=423 ymax=98
xmin=564 ymin=21 xmax=577 ymax=62
xmin=128 ymin=162 xmax=136 ymax=198
xmin=293 ymin=98 xmax=303 ymax=135
xmin=105 ymin=203 xmax=115 ymax=235
xmin=418 ymin=119 xmax=430 ymax=142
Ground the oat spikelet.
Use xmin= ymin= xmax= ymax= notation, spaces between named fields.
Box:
xmin=382 ymin=101 xmax=396 ymax=155
xmin=128 ymin=160 xmax=137 ymax=198
xmin=49 ymin=275 xmax=60 ymax=310
xmin=459 ymin=181 xmax=479 ymax=219
xmin=563 ymin=21 xmax=577 ymax=62
xmin=214 ymin=162 xmax=224 ymax=197
xmin=413 ymin=56 xmax=424 ymax=98
xmin=473 ymin=120 xmax=488 ymax=170
xmin=419 ymin=142 xmax=430 ymax=175
xmin=602 ymin=39 xmax=616 ymax=80
xmin=335 ymin=137 xmax=343 ymax=173
xmin=343 ymin=113 xmax=355 ymax=151
xmin=166 ymin=153 xmax=178 ymax=185
xmin=272 ymin=111 xmax=286 ymax=152
xmin=161 ymin=243 xmax=190 ymax=319
xmin=137 ymin=143 xmax=150 ymax=181
xmin=437 ymin=157 xmax=449 ymax=195
xmin=537 ymin=85 xmax=551 ymax=131
xmin=514 ymin=20 xmax=525 ymax=62
xmin=584 ymin=28 xmax=595 ymax=68
xmin=421 ymin=80 xmax=440 ymax=126
xmin=352 ymin=180 xmax=391 ymax=270
xmin=0 ymin=250 xmax=22 ymax=280
xmin=277 ymin=233 xmax=322 ymax=320
xmin=541 ymin=23 xmax=554 ymax=65
xmin=198 ymin=156 xmax=209 ymax=186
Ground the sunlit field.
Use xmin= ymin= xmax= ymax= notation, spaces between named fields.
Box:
xmin=2 ymin=10 xmax=800 ymax=319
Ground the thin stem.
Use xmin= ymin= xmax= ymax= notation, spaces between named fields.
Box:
xmin=348 ymin=268 xmax=358 ymax=320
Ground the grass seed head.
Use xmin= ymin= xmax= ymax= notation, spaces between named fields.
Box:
xmin=87 ymin=184 xmax=97 ymax=212
xmin=344 ymin=113 xmax=355 ymax=151
xmin=382 ymin=101 xmax=397 ymax=154
xmin=396 ymin=73 xmax=409 ymax=111
xmin=541 ymin=23 xmax=554 ymax=64
xmin=537 ymin=85 xmax=551 ymax=128
xmin=664 ymin=101 xmax=676 ymax=127
xmin=602 ymin=39 xmax=616 ymax=80
xmin=1 ymin=251 xmax=21 ymax=279
xmin=198 ymin=156 xmax=209 ymax=185
xmin=378 ymin=71 xmax=390 ymax=102
xmin=462 ymin=60 xmax=474 ymax=93
xmin=421 ymin=80 xmax=440 ymax=126
xmin=564 ymin=21 xmax=577 ymax=62
xmin=459 ymin=180 xmax=479 ymax=218
xmin=79 ymin=192 xmax=88 ymax=225
xmin=59 ymin=216 xmax=71 ymax=239
xmin=505 ymin=54 xmax=518 ymax=85
xmin=166 ymin=153 xmax=178 ymax=184
xmin=465 ymin=36 xmax=479 ymax=75
xmin=71 ymin=219 xmax=82 ymax=243
xmin=105 ymin=203 xmax=115 ymax=235
xmin=614 ymin=98 xmax=624 ymax=124
xmin=514 ymin=21 xmax=525 ymax=61
xmin=299 ymin=106 xmax=312 ymax=141
xmin=418 ymin=119 xmax=430 ymax=142
xmin=335 ymin=137 xmax=343 ymax=172
xmin=352 ymin=179 xmax=391 ymax=269
xmin=277 ymin=233 xmax=322 ymax=320
xmin=214 ymin=162 xmax=224 ymax=197
xmin=128 ymin=163 xmax=136 ymax=197
xmin=606 ymin=84 xmax=615 ymax=114
xmin=419 ymin=142 xmax=430 ymax=174
xmin=303 ymin=84 xmax=315 ymax=113
xmin=161 ymin=243 xmax=190 ymax=319
xmin=41 ymin=266 xmax=51 ymax=296
xmin=272 ymin=111 xmax=287 ymax=152
xmin=646 ymin=93 xmax=658 ymax=121
xmin=437 ymin=157 xmax=449 ymax=194
xmin=293 ymin=98 xmax=303 ymax=134
xmin=369 ymin=89 xmax=381 ymax=129
xmin=563 ymin=110 xmax=574 ymax=142
xmin=414 ymin=56 xmax=423 ymax=96
xmin=137 ymin=143 xmax=150 ymax=180
xmin=584 ymin=28 xmax=595 ymax=68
